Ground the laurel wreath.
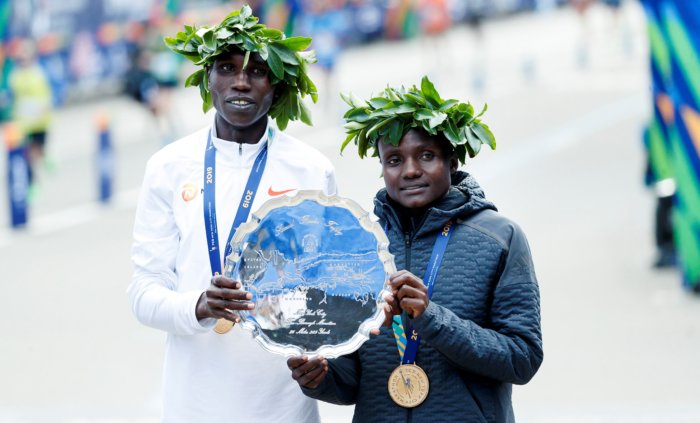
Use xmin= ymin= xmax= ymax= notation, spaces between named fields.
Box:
xmin=340 ymin=76 xmax=496 ymax=164
xmin=164 ymin=5 xmax=318 ymax=130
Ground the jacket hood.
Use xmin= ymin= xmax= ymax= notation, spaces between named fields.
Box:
xmin=374 ymin=170 xmax=496 ymax=235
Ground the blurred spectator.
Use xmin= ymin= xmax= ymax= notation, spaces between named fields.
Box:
xmin=463 ymin=1 xmax=487 ymax=92
xmin=36 ymin=34 xmax=69 ymax=107
xmin=601 ymin=0 xmax=623 ymax=9
xmin=600 ymin=0 xmax=635 ymax=56
xmin=124 ymin=47 xmax=159 ymax=116
xmin=8 ymin=39 xmax=54 ymax=199
xmin=347 ymin=0 xmax=385 ymax=44
xmin=146 ymin=23 xmax=182 ymax=144
xmin=417 ymin=0 xmax=452 ymax=79
xmin=257 ymin=0 xmax=301 ymax=36
xmin=298 ymin=0 xmax=351 ymax=117
xmin=0 ymin=44 xmax=13 ymax=123
xmin=124 ymin=23 xmax=182 ymax=145
xmin=384 ymin=0 xmax=420 ymax=40
xmin=418 ymin=0 xmax=451 ymax=35
xmin=571 ymin=0 xmax=595 ymax=67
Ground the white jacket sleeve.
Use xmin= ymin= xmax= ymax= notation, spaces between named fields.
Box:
xmin=128 ymin=158 xmax=214 ymax=335
xmin=326 ymin=167 xmax=338 ymax=196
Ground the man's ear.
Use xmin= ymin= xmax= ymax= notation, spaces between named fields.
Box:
xmin=450 ymin=155 xmax=459 ymax=174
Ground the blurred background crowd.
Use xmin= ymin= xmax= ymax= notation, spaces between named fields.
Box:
xmin=0 ymin=0 xmax=575 ymax=112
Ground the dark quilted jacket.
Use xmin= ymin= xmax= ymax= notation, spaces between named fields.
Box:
xmin=302 ymin=171 xmax=543 ymax=422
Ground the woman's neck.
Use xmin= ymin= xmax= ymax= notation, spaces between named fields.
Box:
xmin=388 ymin=197 xmax=428 ymax=233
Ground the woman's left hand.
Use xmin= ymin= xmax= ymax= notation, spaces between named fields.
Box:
xmin=387 ymin=270 xmax=429 ymax=318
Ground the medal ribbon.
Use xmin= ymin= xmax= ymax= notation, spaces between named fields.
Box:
xmin=203 ymin=127 xmax=272 ymax=276
xmin=393 ymin=220 xmax=455 ymax=364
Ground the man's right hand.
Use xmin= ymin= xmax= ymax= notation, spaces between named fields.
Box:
xmin=195 ymin=275 xmax=254 ymax=322
xmin=287 ymin=355 xmax=328 ymax=389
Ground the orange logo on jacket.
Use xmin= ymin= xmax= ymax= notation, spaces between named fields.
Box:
xmin=181 ymin=183 xmax=199 ymax=202
xmin=268 ymin=186 xmax=296 ymax=196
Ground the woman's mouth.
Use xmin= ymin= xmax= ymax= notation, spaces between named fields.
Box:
xmin=400 ymin=184 xmax=427 ymax=192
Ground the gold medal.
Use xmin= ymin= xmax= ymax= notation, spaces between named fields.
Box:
xmin=213 ymin=318 xmax=234 ymax=334
xmin=387 ymin=364 xmax=429 ymax=408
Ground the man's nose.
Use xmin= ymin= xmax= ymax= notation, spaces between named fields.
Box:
xmin=232 ymin=71 xmax=251 ymax=90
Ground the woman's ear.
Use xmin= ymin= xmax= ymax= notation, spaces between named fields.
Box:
xmin=450 ymin=155 xmax=459 ymax=174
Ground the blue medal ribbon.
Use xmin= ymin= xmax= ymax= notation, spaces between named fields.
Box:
xmin=203 ymin=127 xmax=272 ymax=276
xmin=393 ymin=220 xmax=455 ymax=364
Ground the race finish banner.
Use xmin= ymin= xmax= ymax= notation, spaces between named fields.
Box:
xmin=642 ymin=0 xmax=700 ymax=292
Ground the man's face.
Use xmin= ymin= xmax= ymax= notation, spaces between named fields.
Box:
xmin=378 ymin=129 xmax=457 ymax=209
xmin=208 ymin=50 xmax=274 ymax=132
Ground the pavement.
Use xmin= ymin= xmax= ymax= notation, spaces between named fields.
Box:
xmin=1 ymin=3 xmax=700 ymax=422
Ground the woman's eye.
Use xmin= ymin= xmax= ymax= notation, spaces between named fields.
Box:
xmin=421 ymin=152 xmax=435 ymax=160
xmin=251 ymin=67 xmax=268 ymax=76
xmin=220 ymin=64 xmax=234 ymax=72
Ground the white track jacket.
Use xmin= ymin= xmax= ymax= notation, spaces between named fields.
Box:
xmin=129 ymin=119 xmax=337 ymax=422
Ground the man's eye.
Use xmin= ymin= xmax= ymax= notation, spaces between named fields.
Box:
xmin=421 ymin=152 xmax=435 ymax=160
xmin=220 ymin=64 xmax=234 ymax=72
xmin=251 ymin=67 xmax=268 ymax=76
xmin=386 ymin=158 xmax=400 ymax=166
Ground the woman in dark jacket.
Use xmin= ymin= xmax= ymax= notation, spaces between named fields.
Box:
xmin=288 ymin=77 xmax=543 ymax=422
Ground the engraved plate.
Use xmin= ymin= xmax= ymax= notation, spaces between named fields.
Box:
xmin=224 ymin=191 xmax=395 ymax=358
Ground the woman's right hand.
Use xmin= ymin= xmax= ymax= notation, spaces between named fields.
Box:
xmin=287 ymin=355 xmax=328 ymax=389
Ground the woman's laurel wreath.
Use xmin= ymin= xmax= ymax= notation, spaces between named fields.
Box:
xmin=341 ymin=76 xmax=496 ymax=164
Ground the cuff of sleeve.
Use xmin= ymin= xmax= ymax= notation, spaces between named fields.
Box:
xmin=186 ymin=290 xmax=216 ymax=332
xmin=300 ymin=376 xmax=330 ymax=400
xmin=411 ymin=301 xmax=439 ymax=333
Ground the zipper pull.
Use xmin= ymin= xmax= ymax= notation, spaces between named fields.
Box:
xmin=239 ymin=143 xmax=242 ymax=156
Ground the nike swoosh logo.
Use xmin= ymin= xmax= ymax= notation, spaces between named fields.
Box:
xmin=268 ymin=187 xmax=296 ymax=196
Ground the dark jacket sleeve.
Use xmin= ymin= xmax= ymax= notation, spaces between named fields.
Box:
xmin=412 ymin=222 xmax=543 ymax=385
xmin=301 ymin=351 xmax=361 ymax=405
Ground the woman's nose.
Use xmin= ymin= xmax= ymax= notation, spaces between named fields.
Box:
xmin=403 ymin=159 xmax=422 ymax=178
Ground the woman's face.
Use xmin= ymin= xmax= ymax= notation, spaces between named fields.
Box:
xmin=378 ymin=129 xmax=457 ymax=209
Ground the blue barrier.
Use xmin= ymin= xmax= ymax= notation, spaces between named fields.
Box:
xmin=4 ymin=123 xmax=28 ymax=227
xmin=96 ymin=112 xmax=113 ymax=203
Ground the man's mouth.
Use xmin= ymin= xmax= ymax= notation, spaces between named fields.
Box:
xmin=226 ymin=98 xmax=254 ymax=108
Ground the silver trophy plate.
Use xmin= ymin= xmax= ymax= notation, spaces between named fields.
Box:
xmin=224 ymin=191 xmax=395 ymax=358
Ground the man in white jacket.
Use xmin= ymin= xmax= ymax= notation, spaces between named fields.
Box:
xmin=128 ymin=6 xmax=336 ymax=422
